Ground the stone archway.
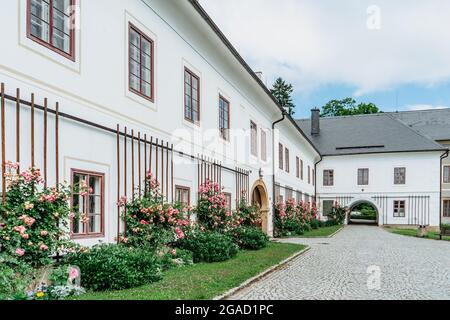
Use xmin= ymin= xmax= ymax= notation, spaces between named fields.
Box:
xmin=251 ymin=179 xmax=270 ymax=234
xmin=347 ymin=199 xmax=380 ymax=226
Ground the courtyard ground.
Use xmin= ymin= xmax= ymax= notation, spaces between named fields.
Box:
xmin=229 ymin=225 xmax=450 ymax=300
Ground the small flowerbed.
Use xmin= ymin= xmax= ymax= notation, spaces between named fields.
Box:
xmin=0 ymin=162 xmax=85 ymax=300
xmin=274 ymin=199 xmax=346 ymax=238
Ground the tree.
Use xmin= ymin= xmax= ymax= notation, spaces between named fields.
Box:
xmin=270 ymin=77 xmax=296 ymax=116
xmin=321 ymin=98 xmax=381 ymax=117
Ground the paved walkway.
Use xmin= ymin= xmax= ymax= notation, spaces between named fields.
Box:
xmin=230 ymin=225 xmax=450 ymax=300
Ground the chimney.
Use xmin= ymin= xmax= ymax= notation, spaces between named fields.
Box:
xmin=311 ymin=108 xmax=320 ymax=135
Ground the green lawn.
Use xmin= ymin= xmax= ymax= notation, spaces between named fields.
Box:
xmin=73 ymin=242 xmax=306 ymax=300
xmin=385 ymin=227 xmax=450 ymax=241
xmin=298 ymin=225 xmax=343 ymax=238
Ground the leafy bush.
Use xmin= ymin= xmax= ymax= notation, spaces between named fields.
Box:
xmin=229 ymin=226 xmax=269 ymax=250
xmin=0 ymin=252 xmax=32 ymax=300
xmin=274 ymin=199 xmax=317 ymax=237
xmin=327 ymin=204 xmax=347 ymax=225
xmin=0 ymin=164 xmax=74 ymax=268
xmin=310 ymin=219 xmax=320 ymax=230
xmin=119 ymin=173 xmax=191 ymax=250
xmin=441 ymin=224 xmax=450 ymax=232
xmin=179 ymin=228 xmax=238 ymax=263
xmin=235 ymin=198 xmax=262 ymax=227
xmin=65 ymin=244 xmax=162 ymax=291
xmin=159 ymin=247 xmax=194 ymax=270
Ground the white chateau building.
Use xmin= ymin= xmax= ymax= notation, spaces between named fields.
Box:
xmin=0 ymin=0 xmax=447 ymax=246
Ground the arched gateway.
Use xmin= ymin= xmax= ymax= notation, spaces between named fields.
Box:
xmin=251 ymin=179 xmax=270 ymax=234
xmin=347 ymin=198 xmax=380 ymax=226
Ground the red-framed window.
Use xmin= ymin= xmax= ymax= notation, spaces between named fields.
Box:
xmin=261 ymin=130 xmax=267 ymax=162
xmin=27 ymin=0 xmax=76 ymax=60
xmin=184 ymin=68 xmax=200 ymax=123
xmin=308 ymin=165 xmax=311 ymax=184
xmin=285 ymin=148 xmax=290 ymax=173
xmin=175 ymin=185 xmax=190 ymax=206
xmin=250 ymin=121 xmax=258 ymax=156
xmin=71 ymin=170 xmax=104 ymax=239
xmin=300 ymin=159 xmax=304 ymax=180
xmin=219 ymin=96 xmax=230 ymax=141
xmin=443 ymin=166 xmax=450 ymax=183
xmin=323 ymin=170 xmax=334 ymax=186
xmin=278 ymin=143 xmax=283 ymax=170
xmin=129 ymin=23 xmax=154 ymax=101
xmin=443 ymin=200 xmax=450 ymax=217
xmin=358 ymin=168 xmax=369 ymax=185
xmin=393 ymin=200 xmax=406 ymax=218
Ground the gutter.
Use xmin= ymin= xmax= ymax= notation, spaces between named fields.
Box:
xmin=440 ymin=150 xmax=449 ymax=228
xmin=272 ymin=111 xmax=287 ymax=216
xmin=314 ymin=154 xmax=323 ymax=204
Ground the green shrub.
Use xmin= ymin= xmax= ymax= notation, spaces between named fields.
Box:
xmin=179 ymin=229 xmax=238 ymax=263
xmin=159 ymin=247 xmax=194 ymax=270
xmin=0 ymin=253 xmax=32 ymax=300
xmin=229 ymin=227 xmax=269 ymax=250
xmin=65 ymin=244 xmax=162 ymax=291
xmin=310 ymin=219 xmax=320 ymax=230
xmin=441 ymin=224 xmax=450 ymax=232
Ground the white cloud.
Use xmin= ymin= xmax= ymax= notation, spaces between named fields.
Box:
xmin=406 ymin=104 xmax=450 ymax=111
xmin=199 ymin=0 xmax=450 ymax=96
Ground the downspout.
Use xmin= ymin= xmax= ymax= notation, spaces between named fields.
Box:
xmin=440 ymin=150 xmax=449 ymax=229
xmin=314 ymin=155 xmax=323 ymax=204
xmin=272 ymin=111 xmax=287 ymax=217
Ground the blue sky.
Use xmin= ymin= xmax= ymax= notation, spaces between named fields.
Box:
xmin=200 ymin=0 xmax=450 ymax=119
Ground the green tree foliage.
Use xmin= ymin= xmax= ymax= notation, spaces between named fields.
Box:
xmin=270 ymin=77 xmax=296 ymax=116
xmin=321 ymin=98 xmax=381 ymax=117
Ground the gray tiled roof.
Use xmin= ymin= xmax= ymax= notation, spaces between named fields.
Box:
xmin=296 ymin=113 xmax=447 ymax=156
xmin=389 ymin=109 xmax=450 ymax=141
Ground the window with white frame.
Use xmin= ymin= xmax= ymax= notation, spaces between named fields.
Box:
xmin=358 ymin=168 xmax=369 ymax=185
xmin=323 ymin=169 xmax=334 ymax=186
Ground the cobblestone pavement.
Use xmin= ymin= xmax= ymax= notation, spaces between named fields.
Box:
xmin=230 ymin=225 xmax=450 ymax=300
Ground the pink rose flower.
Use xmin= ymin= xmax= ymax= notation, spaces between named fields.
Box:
xmin=40 ymin=230 xmax=48 ymax=236
xmin=39 ymin=244 xmax=49 ymax=251
xmin=16 ymin=248 xmax=25 ymax=256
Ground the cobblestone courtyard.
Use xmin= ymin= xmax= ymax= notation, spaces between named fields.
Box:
xmin=230 ymin=225 xmax=450 ymax=300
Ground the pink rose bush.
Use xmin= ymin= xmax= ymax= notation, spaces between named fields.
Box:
xmin=196 ymin=180 xmax=240 ymax=231
xmin=0 ymin=164 xmax=74 ymax=267
xmin=119 ymin=172 xmax=191 ymax=249
xmin=274 ymin=197 xmax=320 ymax=237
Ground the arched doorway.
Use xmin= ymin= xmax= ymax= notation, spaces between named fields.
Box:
xmin=348 ymin=200 xmax=379 ymax=225
xmin=251 ymin=179 xmax=270 ymax=234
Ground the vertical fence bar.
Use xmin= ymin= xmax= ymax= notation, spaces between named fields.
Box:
xmin=116 ymin=124 xmax=121 ymax=243
xmin=131 ymin=130 xmax=135 ymax=200
xmin=171 ymin=144 xmax=174 ymax=203
xmin=144 ymin=134 xmax=147 ymax=195
xmin=138 ymin=132 xmax=141 ymax=198
xmin=1 ymin=83 xmax=5 ymax=204
xmin=161 ymin=140 xmax=164 ymax=200
xmin=43 ymin=98 xmax=48 ymax=188
xmin=123 ymin=126 xmax=128 ymax=236
xmin=55 ymin=103 xmax=59 ymax=186
xmin=16 ymin=88 xmax=20 ymax=173
xmin=149 ymin=137 xmax=153 ymax=175
xmin=155 ymin=138 xmax=159 ymax=184
xmin=31 ymin=93 xmax=35 ymax=168
xmin=166 ymin=141 xmax=169 ymax=200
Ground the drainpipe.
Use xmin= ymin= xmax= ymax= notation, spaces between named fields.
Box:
xmin=440 ymin=150 xmax=449 ymax=229
xmin=272 ymin=111 xmax=287 ymax=216
xmin=314 ymin=155 xmax=323 ymax=205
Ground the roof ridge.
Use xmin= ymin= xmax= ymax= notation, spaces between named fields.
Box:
xmin=385 ymin=113 xmax=448 ymax=150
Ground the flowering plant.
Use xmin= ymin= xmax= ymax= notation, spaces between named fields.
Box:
xmin=235 ymin=196 xmax=262 ymax=227
xmin=0 ymin=163 xmax=73 ymax=267
xmin=119 ymin=173 xmax=191 ymax=250
xmin=327 ymin=202 xmax=347 ymax=225
xmin=274 ymin=198 xmax=319 ymax=237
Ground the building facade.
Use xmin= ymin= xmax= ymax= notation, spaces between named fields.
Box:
xmin=0 ymin=0 xmax=319 ymax=245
